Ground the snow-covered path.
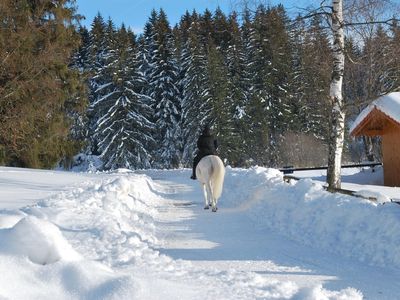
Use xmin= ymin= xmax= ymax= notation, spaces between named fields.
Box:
xmin=147 ymin=170 xmax=400 ymax=300
xmin=1 ymin=166 xmax=400 ymax=299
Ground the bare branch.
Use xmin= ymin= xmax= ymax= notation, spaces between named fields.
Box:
xmin=344 ymin=17 xmax=399 ymax=27
xmin=297 ymin=11 xmax=332 ymax=20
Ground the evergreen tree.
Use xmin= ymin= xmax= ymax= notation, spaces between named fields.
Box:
xmin=87 ymin=13 xmax=108 ymax=94
xmin=140 ymin=9 xmax=158 ymax=81
xmin=67 ymin=26 xmax=91 ymax=165
xmin=73 ymin=27 xmax=92 ymax=72
xmin=289 ymin=16 xmax=308 ymax=133
xmin=180 ymin=14 xmax=212 ymax=166
xmin=243 ymin=5 xmax=275 ymax=165
xmin=147 ymin=10 xmax=181 ymax=168
xmin=0 ymin=0 xmax=84 ymax=168
xmin=362 ymin=25 xmax=393 ymax=97
xmin=87 ymin=17 xmax=117 ymax=155
xmin=238 ymin=5 xmax=296 ymax=166
xmin=263 ymin=5 xmax=294 ymax=165
xmin=90 ymin=25 xmax=155 ymax=169
xmin=297 ymin=15 xmax=331 ymax=140
xmin=198 ymin=9 xmax=214 ymax=51
xmin=206 ymin=39 xmax=230 ymax=162
xmin=85 ymin=14 xmax=105 ymax=153
xmin=239 ymin=8 xmax=259 ymax=165
xmin=223 ymin=12 xmax=250 ymax=166
xmin=213 ymin=7 xmax=230 ymax=52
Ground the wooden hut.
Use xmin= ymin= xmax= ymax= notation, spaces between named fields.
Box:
xmin=350 ymin=92 xmax=400 ymax=187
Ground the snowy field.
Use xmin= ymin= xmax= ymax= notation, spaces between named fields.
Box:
xmin=0 ymin=165 xmax=400 ymax=299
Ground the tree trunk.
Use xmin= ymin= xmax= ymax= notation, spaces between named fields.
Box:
xmin=327 ymin=0 xmax=345 ymax=190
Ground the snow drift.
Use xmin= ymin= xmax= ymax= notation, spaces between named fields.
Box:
xmin=223 ymin=166 xmax=400 ymax=269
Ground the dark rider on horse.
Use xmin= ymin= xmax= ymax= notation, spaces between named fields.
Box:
xmin=191 ymin=124 xmax=218 ymax=180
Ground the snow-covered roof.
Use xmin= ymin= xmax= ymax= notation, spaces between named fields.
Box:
xmin=350 ymin=92 xmax=400 ymax=136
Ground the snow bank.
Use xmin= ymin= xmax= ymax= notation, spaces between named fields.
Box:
xmin=305 ymin=285 xmax=363 ymax=300
xmin=32 ymin=174 xmax=164 ymax=267
xmin=0 ymin=172 xmax=172 ymax=299
xmin=223 ymin=166 xmax=400 ymax=269
xmin=0 ymin=216 xmax=81 ymax=264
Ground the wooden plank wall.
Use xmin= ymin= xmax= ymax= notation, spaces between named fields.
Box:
xmin=382 ymin=124 xmax=400 ymax=187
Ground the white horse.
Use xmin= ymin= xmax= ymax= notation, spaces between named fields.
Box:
xmin=196 ymin=155 xmax=225 ymax=212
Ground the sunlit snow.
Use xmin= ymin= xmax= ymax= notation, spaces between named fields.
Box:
xmin=0 ymin=165 xmax=399 ymax=299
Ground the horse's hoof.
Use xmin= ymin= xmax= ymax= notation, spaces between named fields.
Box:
xmin=204 ymin=205 xmax=210 ymax=210
xmin=212 ymin=207 xmax=217 ymax=212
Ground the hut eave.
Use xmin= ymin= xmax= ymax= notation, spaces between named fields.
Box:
xmin=350 ymin=108 xmax=400 ymax=137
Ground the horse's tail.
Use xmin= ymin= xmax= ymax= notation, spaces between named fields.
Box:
xmin=211 ymin=156 xmax=225 ymax=200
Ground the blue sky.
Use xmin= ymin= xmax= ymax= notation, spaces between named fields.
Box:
xmin=75 ymin=0 xmax=313 ymax=34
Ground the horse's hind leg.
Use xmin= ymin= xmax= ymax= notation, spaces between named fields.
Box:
xmin=212 ymin=195 xmax=218 ymax=212
xmin=208 ymin=182 xmax=217 ymax=212
xmin=211 ymin=196 xmax=217 ymax=212
xmin=206 ymin=183 xmax=214 ymax=210
xmin=202 ymin=184 xmax=209 ymax=209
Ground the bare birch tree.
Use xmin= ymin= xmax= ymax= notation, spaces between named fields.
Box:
xmin=327 ymin=0 xmax=345 ymax=190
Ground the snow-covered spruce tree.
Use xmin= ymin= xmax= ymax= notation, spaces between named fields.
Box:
xmin=290 ymin=15 xmax=331 ymax=140
xmin=243 ymin=5 xmax=275 ymax=165
xmin=206 ymin=38 xmax=230 ymax=155
xmin=90 ymin=23 xmax=155 ymax=169
xmin=223 ymin=12 xmax=250 ymax=166
xmin=198 ymin=9 xmax=215 ymax=49
xmin=180 ymin=14 xmax=212 ymax=166
xmin=239 ymin=8 xmax=260 ymax=165
xmin=206 ymin=8 xmax=246 ymax=167
xmin=239 ymin=5 xmax=295 ymax=167
xmin=87 ymin=14 xmax=109 ymax=98
xmin=288 ymin=16 xmax=308 ymax=134
xmin=72 ymin=27 xmax=92 ymax=73
xmin=304 ymin=15 xmax=331 ymax=140
xmin=146 ymin=9 xmax=182 ymax=168
xmin=139 ymin=9 xmax=158 ymax=82
xmin=86 ymin=14 xmax=111 ymax=155
xmin=212 ymin=7 xmax=231 ymax=52
xmin=174 ymin=12 xmax=190 ymax=166
xmin=262 ymin=5 xmax=294 ymax=166
xmin=70 ymin=26 xmax=92 ymax=132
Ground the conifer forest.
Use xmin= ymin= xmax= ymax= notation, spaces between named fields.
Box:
xmin=1 ymin=0 xmax=400 ymax=170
